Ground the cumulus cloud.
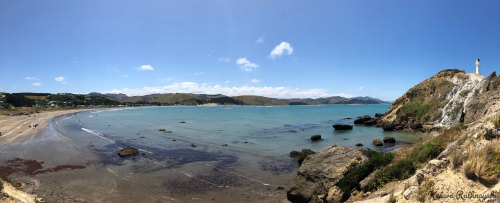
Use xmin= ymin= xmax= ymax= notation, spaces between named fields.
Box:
xmin=32 ymin=82 xmax=41 ymax=86
xmin=137 ymin=65 xmax=154 ymax=71
xmin=54 ymin=76 xmax=67 ymax=84
xmin=236 ymin=58 xmax=259 ymax=72
xmin=256 ymin=36 xmax=264 ymax=44
xmin=105 ymin=82 xmax=352 ymax=99
xmin=250 ymin=79 xmax=260 ymax=84
xmin=25 ymin=76 xmax=39 ymax=80
xmin=218 ymin=57 xmax=230 ymax=62
xmin=269 ymin=42 xmax=293 ymax=59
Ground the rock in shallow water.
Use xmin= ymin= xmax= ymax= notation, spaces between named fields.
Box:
xmin=383 ymin=136 xmax=396 ymax=143
xmin=287 ymin=146 xmax=368 ymax=203
xmin=118 ymin=147 xmax=139 ymax=157
xmin=332 ymin=124 xmax=353 ymax=130
xmin=373 ymin=139 xmax=383 ymax=146
xmin=310 ymin=134 xmax=322 ymax=141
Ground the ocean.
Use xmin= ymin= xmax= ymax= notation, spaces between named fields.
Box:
xmin=1 ymin=105 xmax=424 ymax=202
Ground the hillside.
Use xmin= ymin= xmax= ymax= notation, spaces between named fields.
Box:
xmin=287 ymin=69 xmax=500 ymax=202
xmin=97 ymin=93 xmax=390 ymax=106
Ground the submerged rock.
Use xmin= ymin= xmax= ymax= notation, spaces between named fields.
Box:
xmin=332 ymin=124 xmax=353 ymax=130
xmin=383 ymin=136 xmax=396 ymax=143
xmin=310 ymin=134 xmax=322 ymax=141
xmin=364 ymin=119 xmax=376 ymax=126
xmin=289 ymin=149 xmax=316 ymax=166
xmin=118 ymin=147 xmax=139 ymax=157
xmin=355 ymin=143 xmax=363 ymax=147
xmin=373 ymin=139 xmax=383 ymax=146
xmin=287 ymin=146 xmax=368 ymax=203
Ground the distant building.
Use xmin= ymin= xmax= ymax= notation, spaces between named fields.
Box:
xmin=476 ymin=58 xmax=481 ymax=75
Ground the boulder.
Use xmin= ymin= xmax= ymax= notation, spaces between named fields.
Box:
xmin=383 ymin=136 xmax=396 ymax=143
xmin=426 ymin=159 xmax=450 ymax=175
xmin=403 ymin=186 xmax=418 ymax=200
xmin=287 ymin=147 xmax=368 ymax=203
xmin=355 ymin=143 xmax=363 ymax=147
xmin=290 ymin=149 xmax=316 ymax=166
xmin=372 ymin=139 xmax=383 ymax=146
xmin=332 ymin=124 xmax=353 ymax=130
xmin=375 ymin=113 xmax=385 ymax=118
xmin=118 ymin=147 xmax=139 ymax=157
xmin=364 ymin=119 xmax=376 ymax=126
xmin=484 ymin=128 xmax=500 ymax=140
xmin=382 ymin=123 xmax=396 ymax=131
xmin=354 ymin=117 xmax=365 ymax=124
xmin=311 ymin=134 xmax=322 ymax=141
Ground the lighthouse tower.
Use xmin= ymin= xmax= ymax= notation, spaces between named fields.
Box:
xmin=476 ymin=58 xmax=481 ymax=75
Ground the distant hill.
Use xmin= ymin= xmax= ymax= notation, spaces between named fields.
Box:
xmin=93 ymin=92 xmax=390 ymax=106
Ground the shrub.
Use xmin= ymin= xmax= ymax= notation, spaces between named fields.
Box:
xmin=365 ymin=160 xmax=416 ymax=191
xmin=410 ymin=139 xmax=444 ymax=164
xmin=336 ymin=151 xmax=394 ymax=201
xmin=399 ymin=97 xmax=438 ymax=121
xmin=451 ymin=150 xmax=465 ymax=169
xmin=494 ymin=115 xmax=500 ymax=129
xmin=417 ymin=180 xmax=435 ymax=202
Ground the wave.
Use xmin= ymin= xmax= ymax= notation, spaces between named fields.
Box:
xmin=81 ymin=128 xmax=123 ymax=149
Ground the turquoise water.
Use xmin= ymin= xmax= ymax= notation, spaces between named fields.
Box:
xmin=0 ymin=105 xmax=424 ymax=202
xmin=61 ymin=105 xmax=422 ymax=159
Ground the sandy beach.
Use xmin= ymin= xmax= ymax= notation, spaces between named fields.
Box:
xmin=0 ymin=109 xmax=94 ymax=145
xmin=0 ymin=109 xmax=95 ymax=203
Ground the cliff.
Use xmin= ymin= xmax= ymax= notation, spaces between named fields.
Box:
xmin=287 ymin=69 xmax=500 ymax=202
xmin=378 ymin=69 xmax=491 ymax=131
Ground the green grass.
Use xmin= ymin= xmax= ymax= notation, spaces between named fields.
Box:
xmin=336 ymin=151 xmax=394 ymax=201
xmin=365 ymin=160 xmax=416 ymax=191
xmin=439 ymin=80 xmax=452 ymax=87
xmin=409 ymin=139 xmax=445 ymax=164
xmin=399 ymin=97 xmax=438 ymax=121
xmin=494 ymin=115 xmax=500 ymax=129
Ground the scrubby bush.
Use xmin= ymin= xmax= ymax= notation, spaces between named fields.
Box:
xmin=336 ymin=151 xmax=394 ymax=201
xmin=410 ymin=139 xmax=444 ymax=164
xmin=365 ymin=160 xmax=416 ymax=191
xmin=494 ymin=115 xmax=500 ymax=129
xmin=399 ymin=97 xmax=438 ymax=121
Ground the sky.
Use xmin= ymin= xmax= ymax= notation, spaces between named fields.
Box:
xmin=1 ymin=0 xmax=499 ymax=101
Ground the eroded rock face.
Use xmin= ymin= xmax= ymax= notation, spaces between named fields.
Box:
xmin=287 ymin=146 xmax=368 ymax=203
xmin=376 ymin=69 xmax=495 ymax=131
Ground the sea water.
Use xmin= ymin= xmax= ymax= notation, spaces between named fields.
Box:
xmin=1 ymin=105 xmax=424 ymax=202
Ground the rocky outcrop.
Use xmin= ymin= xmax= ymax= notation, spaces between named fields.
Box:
xmin=377 ymin=69 xmax=490 ymax=131
xmin=372 ymin=139 xmax=383 ymax=146
xmin=383 ymin=136 xmax=395 ymax=143
xmin=290 ymin=149 xmax=316 ymax=165
xmin=332 ymin=124 xmax=353 ymax=130
xmin=287 ymin=146 xmax=368 ymax=203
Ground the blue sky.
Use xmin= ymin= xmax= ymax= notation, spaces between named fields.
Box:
xmin=1 ymin=0 xmax=499 ymax=100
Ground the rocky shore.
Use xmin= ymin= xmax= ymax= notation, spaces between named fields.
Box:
xmin=287 ymin=69 xmax=500 ymax=202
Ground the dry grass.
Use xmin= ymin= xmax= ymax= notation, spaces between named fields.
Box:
xmin=463 ymin=140 xmax=500 ymax=187
xmin=417 ymin=180 xmax=435 ymax=202
xmin=451 ymin=149 xmax=465 ymax=169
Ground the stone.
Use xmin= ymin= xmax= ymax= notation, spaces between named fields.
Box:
xmin=382 ymin=123 xmax=396 ymax=131
xmin=311 ymin=134 xmax=322 ymax=141
xmin=364 ymin=119 xmax=376 ymax=126
xmin=355 ymin=143 xmax=363 ymax=147
xmin=426 ymin=159 xmax=450 ymax=174
xmin=287 ymin=147 xmax=368 ymax=203
xmin=332 ymin=124 xmax=353 ymax=130
xmin=118 ymin=147 xmax=139 ymax=157
xmin=403 ymin=186 xmax=418 ymax=200
xmin=354 ymin=117 xmax=365 ymax=124
xmin=375 ymin=113 xmax=385 ymax=118
xmin=383 ymin=136 xmax=396 ymax=143
xmin=191 ymin=144 xmax=197 ymax=147
xmin=159 ymin=129 xmax=166 ymax=131
xmin=416 ymin=171 xmax=425 ymax=185
xmin=373 ymin=139 xmax=383 ymax=146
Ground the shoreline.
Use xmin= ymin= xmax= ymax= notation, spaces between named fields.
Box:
xmin=0 ymin=108 xmax=101 ymax=203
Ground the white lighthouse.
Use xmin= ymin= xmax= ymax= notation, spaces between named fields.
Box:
xmin=476 ymin=58 xmax=481 ymax=75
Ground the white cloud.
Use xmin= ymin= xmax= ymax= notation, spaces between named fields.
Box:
xmin=105 ymin=82 xmax=353 ymax=99
xmin=25 ymin=76 xmax=39 ymax=80
xmin=0 ymin=86 xmax=3 ymax=91
xmin=123 ymin=75 xmax=129 ymax=78
xmin=54 ymin=76 xmax=67 ymax=84
xmin=218 ymin=57 xmax=230 ymax=63
xmin=225 ymin=80 xmax=231 ymax=84
xmin=269 ymin=42 xmax=293 ymax=59
xmin=32 ymin=82 xmax=41 ymax=86
xmin=359 ymin=86 xmax=364 ymax=90
xmin=256 ymin=36 xmax=265 ymax=44
xmin=137 ymin=65 xmax=154 ymax=71
xmin=251 ymin=79 xmax=260 ymax=84
xmin=236 ymin=58 xmax=259 ymax=72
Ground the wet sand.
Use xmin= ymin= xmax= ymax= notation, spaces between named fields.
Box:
xmin=0 ymin=109 xmax=93 ymax=145
xmin=0 ymin=109 xmax=292 ymax=202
